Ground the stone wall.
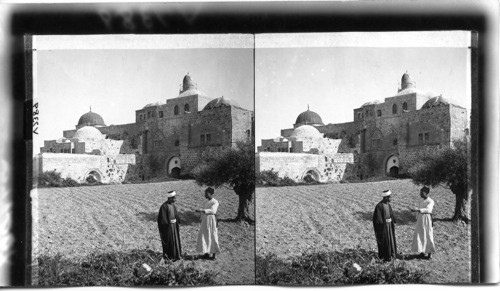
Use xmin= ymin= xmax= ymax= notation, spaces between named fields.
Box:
xmin=231 ymin=107 xmax=254 ymax=145
xmin=37 ymin=153 xmax=135 ymax=183
xmin=257 ymin=151 xmax=354 ymax=183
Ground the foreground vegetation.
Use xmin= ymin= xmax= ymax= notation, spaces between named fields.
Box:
xmin=38 ymin=249 xmax=216 ymax=286
xmin=256 ymin=248 xmax=427 ymax=285
xmin=256 ymin=180 xmax=471 ymax=283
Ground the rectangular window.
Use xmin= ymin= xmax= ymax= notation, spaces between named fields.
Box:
xmin=371 ymin=139 xmax=381 ymax=148
xmin=357 ymin=112 xmax=362 ymax=120
xmin=72 ymin=148 xmax=75 ymax=154
xmin=206 ymin=134 xmax=211 ymax=142
xmin=377 ymin=110 xmax=381 ymax=117
xmin=419 ymin=132 xmax=430 ymax=143
xmin=175 ymin=140 xmax=179 ymax=146
xmin=200 ymin=134 xmax=205 ymax=144
xmin=148 ymin=112 xmax=151 ymax=118
xmin=159 ymin=111 xmax=163 ymax=118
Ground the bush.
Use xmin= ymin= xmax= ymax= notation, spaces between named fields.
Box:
xmin=280 ymin=176 xmax=298 ymax=186
xmin=38 ymin=249 xmax=217 ymax=286
xmin=61 ymin=177 xmax=80 ymax=187
xmin=38 ymin=170 xmax=63 ymax=187
xmin=256 ymin=170 xmax=281 ymax=186
xmin=256 ymin=170 xmax=300 ymax=187
xmin=256 ymin=248 xmax=428 ymax=285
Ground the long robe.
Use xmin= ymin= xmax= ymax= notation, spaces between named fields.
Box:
xmin=372 ymin=201 xmax=398 ymax=260
xmin=196 ymin=198 xmax=220 ymax=254
xmin=411 ymin=197 xmax=436 ymax=253
xmin=157 ymin=201 xmax=182 ymax=260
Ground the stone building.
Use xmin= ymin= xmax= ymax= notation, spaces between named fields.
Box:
xmin=258 ymin=72 xmax=469 ymax=180
xmin=37 ymin=74 xmax=254 ymax=183
xmin=37 ymin=126 xmax=136 ymax=183
xmin=257 ymin=124 xmax=354 ymax=183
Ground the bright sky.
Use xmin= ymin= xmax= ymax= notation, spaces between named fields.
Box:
xmin=255 ymin=32 xmax=472 ymax=149
xmin=33 ymin=35 xmax=254 ymax=154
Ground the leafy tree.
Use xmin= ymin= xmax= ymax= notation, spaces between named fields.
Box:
xmin=409 ymin=139 xmax=470 ymax=223
xmin=193 ymin=139 xmax=254 ymax=222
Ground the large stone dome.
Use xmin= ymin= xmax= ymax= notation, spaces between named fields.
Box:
xmin=290 ymin=125 xmax=322 ymax=139
xmin=421 ymin=95 xmax=460 ymax=109
xmin=73 ymin=126 xmax=104 ymax=140
xmin=77 ymin=110 xmax=106 ymax=128
xmin=295 ymin=108 xmax=324 ymax=126
xmin=203 ymin=96 xmax=241 ymax=110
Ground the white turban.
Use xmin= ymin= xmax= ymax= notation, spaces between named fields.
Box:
xmin=166 ymin=191 xmax=176 ymax=198
xmin=382 ymin=190 xmax=392 ymax=197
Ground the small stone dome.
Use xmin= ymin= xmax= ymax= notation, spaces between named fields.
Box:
xmin=73 ymin=126 xmax=104 ymax=140
xmin=203 ymin=96 xmax=241 ymax=110
xmin=421 ymin=95 xmax=458 ymax=109
xmin=78 ymin=110 xmax=105 ymax=127
xmin=290 ymin=125 xmax=322 ymax=139
xmin=295 ymin=108 xmax=324 ymax=126
xmin=362 ymin=100 xmax=380 ymax=107
xmin=143 ymin=101 xmax=165 ymax=109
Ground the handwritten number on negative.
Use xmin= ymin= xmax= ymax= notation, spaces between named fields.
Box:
xmin=33 ymin=102 xmax=39 ymax=134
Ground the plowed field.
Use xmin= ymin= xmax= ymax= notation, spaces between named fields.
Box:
xmin=256 ymin=179 xmax=471 ymax=283
xmin=36 ymin=180 xmax=255 ymax=285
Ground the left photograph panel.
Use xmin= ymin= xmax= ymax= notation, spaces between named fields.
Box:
xmin=29 ymin=34 xmax=255 ymax=286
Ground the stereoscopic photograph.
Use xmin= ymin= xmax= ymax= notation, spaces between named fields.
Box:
xmin=255 ymin=31 xmax=474 ymax=284
xmin=30 ymin=34 xmax=255 ymax=286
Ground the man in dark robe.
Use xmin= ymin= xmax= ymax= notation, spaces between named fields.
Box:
xmin=372 ymin=190 xmax=398 ymax=261
xmin=157 ymin=190 xmax=182 ymax=261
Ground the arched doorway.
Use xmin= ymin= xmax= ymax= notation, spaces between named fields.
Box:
xmin=168 ymin=157 xmax=181 ymax=178
xmin=84 ymin=169 xmax=103 ymax=183
xmin=301 ymin=168 xmax=321 ymax=183
xmin=386 ymin=155 xmax=400 ymax=177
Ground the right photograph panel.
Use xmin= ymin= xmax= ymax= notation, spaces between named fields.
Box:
xmin=255 ymin=32 xmax=473 ymax=285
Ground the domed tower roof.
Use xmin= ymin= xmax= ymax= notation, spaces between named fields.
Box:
xmin=399 ymin=72 xmax=416 ymax=92
xmin=290 ymin=125 xmax=322 ymax=139
xmin=73 ymin=126 xmax=104 ymax=140
xmin=203 ymin=96 xmax=241 ymax=110
xmin=77 ymin=109 xmax=106 ymax=128
xmin=295 ymin=106 xmax=324 ymax=127
xmin=182 ymin=74 xmax=196 ymax=92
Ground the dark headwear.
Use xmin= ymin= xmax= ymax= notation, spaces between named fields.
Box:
xmin=205 ymin=187 xmax=214 ymax=195
xmin=421 ymin=186 xmax=430 ymax=194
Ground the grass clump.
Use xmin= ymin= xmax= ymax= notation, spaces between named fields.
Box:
xmin=256 ymin=248 xmax=428 ymax=285
xmin=38 ymin=249 xmax=217 ymax=286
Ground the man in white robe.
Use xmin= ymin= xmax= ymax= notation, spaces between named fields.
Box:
xmin=409 ymin=186 xmax=436 ymax=259
xmin=195 ymin=187 xmax=220 ymax=260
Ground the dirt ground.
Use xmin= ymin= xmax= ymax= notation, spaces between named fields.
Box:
xmin=36 ymin=180 xmax=255 ymax=285
xmin=256 ymin=179 xmax=471 ymax=283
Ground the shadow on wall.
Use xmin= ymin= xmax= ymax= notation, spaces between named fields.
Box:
xmin=354 ymin=209 xmax=417 ymax=225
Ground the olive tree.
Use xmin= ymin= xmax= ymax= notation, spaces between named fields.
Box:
xmin=192 ymin=139 xmax=254 ymax=222
xmin=409 ymin=139 xmax=470 ymax=223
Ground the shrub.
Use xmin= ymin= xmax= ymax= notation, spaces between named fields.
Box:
xmin=38 ymin=249 xmax=217 ymax=286
xmin=38 ymin=170 xmax=63 ymax=187
xmin=256 ymin=248 xmax=427 ymax=285
xmin=256 ymin=170 xmax=280 ymax=186
xmin=280 ymin=176 xmax=297 ymax=186
xmin=61 ymin=177 xmax=80 ymax=187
